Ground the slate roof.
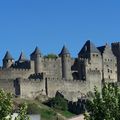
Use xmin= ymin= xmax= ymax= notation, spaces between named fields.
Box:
xmin=3 ymin=51 xmax=14 ymax=60
xmin=31 ymin=47 xmax=41 ymax=56
xmin=59 ymin=45 xmax=70 ymax=56
xmin=18 ymin=52 xmax=26 ymax=61
xmin=97 ymin=46 xmax=106 ymax=54
xmin=78 ymin=40 xmax=100 ymax=56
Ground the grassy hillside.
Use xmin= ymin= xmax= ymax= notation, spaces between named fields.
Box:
xmin=13 ymin=98 xmax=75 ymax=120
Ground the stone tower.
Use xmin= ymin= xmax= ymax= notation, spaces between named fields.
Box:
xmin=111 ymin=42 xmax=120 ymax=82
xmin=98 ymin=44 xmax=117 ymax=82
xmin=30 ymin=47 xmax=42 ymax=74
xmin=59 ymin=45 xmax=72 ymax=80
xmin=3 ymin=51 xmax=14 ymax=68
xmin=78 ymin=40 xmax=102 ymax=80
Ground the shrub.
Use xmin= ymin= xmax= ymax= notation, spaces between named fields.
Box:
xmin=48 ymin=94 xmax=68 ymax=111
xmin=44 ymin=54 xmax=58 ymax=59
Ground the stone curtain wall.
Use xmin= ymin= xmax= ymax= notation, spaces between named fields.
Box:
xmin=0 ymin=68 xmax=33 ymax=79
xmin=47 ymin=79 xmax=89 ymax=98
xmin=0 ymin=76 xmax=101 ymax=99
xmin=18 ymin=77 xmax=101 ymax=99
xmin=86 ymin=70 xmax=102 ymax=92
xmin=19 ymin=79 xmax=46 ymax=99
xmin=0 ymin=79 xmax=15 ymax=94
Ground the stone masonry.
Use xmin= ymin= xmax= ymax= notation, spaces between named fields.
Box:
xmin=0 ymin=40 xmax=119 ymax=101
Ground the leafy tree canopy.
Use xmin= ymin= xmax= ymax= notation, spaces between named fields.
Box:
xmin=84 ymin=83 xmax=120 ymax=120
xmin=0 ymin=89 xmax=13 ymax=119
xmin=0 ymin=89 xmax=29 ymax=120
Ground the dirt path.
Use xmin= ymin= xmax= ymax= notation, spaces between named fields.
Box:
xmin=67 ymin=114 xmax=84 ymax=120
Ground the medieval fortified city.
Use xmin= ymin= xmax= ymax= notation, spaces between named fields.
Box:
xmin=0 ymin=40 xmax=120 ymax=102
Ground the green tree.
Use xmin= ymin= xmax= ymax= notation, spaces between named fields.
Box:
xmin=84 ymin=83 xmax=120 ymax=120
xmin=0 ymin=89 xmax=29 ymax=120
xmin=15 ymin=103 xmax=30 ymax=120
xmin=0 ymin=89 xmax=13 ymax=120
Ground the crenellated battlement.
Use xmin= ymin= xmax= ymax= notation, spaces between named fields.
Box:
xmin=43 ymin=57 xmax=60 ymax=62
xmin=0 ymin=67 xmax=30 ymax=72
xmin=0 ymin=40 xmax=118 ymax=100
xmin=20 ymin=78 xmax=43 ymax=82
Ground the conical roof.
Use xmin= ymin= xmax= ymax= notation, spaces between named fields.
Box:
xmin=59 ymin=45 xmax=70 ymax=56
xmin=3 ymin=51 xmax=14 ymax=60
xmin=18 ymin=52 xmax=26 ymax=61
xmin=31 ymin=47 xmax=41 ymax=56
xmin=78 ymin=40 xmax=100 ymax=57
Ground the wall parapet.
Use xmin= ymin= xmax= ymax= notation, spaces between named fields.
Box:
xmin=0 ymin=68 xmax=31 ymax=72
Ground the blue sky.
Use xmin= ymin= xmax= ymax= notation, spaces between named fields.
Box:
xmin=0 ymin=0 xmax=120 ymax=64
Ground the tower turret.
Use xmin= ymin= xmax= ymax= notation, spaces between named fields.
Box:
xmin=18 ymin=52 xmax=26 ymax=62
xmin=3 ymin=51 xmax=14 ymax=68
xmin=30 ymin=47 xmax=42 ymax=74
xmin=59 ymin=45 xmax=72 ymax=80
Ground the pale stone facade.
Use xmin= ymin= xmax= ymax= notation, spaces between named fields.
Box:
xmin=0 ymin=40 xmax=119 ymax=101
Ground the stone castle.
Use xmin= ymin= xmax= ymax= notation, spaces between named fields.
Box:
xmin=0 ymin=40 xmax=120 ymax=101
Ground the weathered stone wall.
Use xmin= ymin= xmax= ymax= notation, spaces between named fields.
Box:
xmin=0 ymin=79 xmax=15 ymax=94
xmin=88 ymin=53 xmax=102 ymax=71
xmin=19 ymin=79 xmax=46 ymax=99
xmin=46 ymin=79 xmax=98 ymax=98
xmin=86 ymin=70 xmax=102 ymax=92
xmin=18 ymin=76 xmax=101 ymax=99
xmin=42 ymin=58 xmax=62 ymax=79
xmin=0 ymin=41 xmax=118 ymax=101
xmin=0 ymin=68 xmax=33 ymax=79
xmin=102 ymin=46 xmax=117 ymax=82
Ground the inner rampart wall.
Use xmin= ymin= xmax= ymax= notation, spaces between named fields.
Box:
xmin=47 ymin=79 xmax=89 ymax=98
xmin=0 ymin=68 xmax=34 ymax=79
xmin=42 ymin=58 xmax=62 ymax=78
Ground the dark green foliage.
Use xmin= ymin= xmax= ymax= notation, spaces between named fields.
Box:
xmin=44 ymin=54 xmax=58 ymax=59
xmin=27 ymin=103 xmax=40 ymax=114
xmin=0 ymin=89 xmax=13 ymax=119
xmin=15 ymin=103 xmax=30 ymax=120
xmin=84 ymin=83 xmax=120 ymax=120
xmin=48 ymin=94 xmax=68 ymax=111
xmin=0 ymin=89 xmax=29 ymax=120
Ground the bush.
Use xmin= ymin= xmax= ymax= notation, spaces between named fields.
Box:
xmin=44 ymin=54 xmax=58 ymax=59
xmin=48 ymin=94 xmax=68 ymax=111
xmin=27 ymin=103 xmax=40 ymax=114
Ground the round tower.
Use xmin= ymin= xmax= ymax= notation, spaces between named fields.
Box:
xmin=30 ymin=47 xmax=42 ymax=74
xmin=59 ymin=45 xmax=72 ymax=80
xmin=3 ymin=51 xmax=14 ymax=68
